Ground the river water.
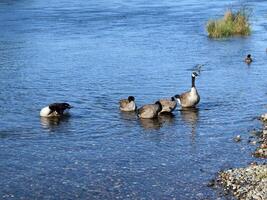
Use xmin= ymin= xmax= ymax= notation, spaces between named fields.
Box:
xmin=1 ymin=0 xmax=267 ymax=199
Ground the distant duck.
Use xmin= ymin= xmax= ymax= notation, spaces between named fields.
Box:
xmin=137 ymin=101 xmax=162 ymax=119
xmin=245 ymin=54 xmax=252 ymax=64
xmin=175 ymin=72 xmax=200 ymax=108
xmin=119 ymin=96 xmax=136 ymax=111
xmin=159 ymin=97 xmax=177 ymax=113
xmin=40 ymin=103 xmax=73 ymax=117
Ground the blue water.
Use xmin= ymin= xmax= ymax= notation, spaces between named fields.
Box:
xmin=1 ymin=0 xmax=267 ymax=199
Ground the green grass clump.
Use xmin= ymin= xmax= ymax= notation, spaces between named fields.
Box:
xmin=206 ymin=8 xmax=251 ymax=38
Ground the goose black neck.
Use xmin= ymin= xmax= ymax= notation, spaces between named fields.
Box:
xmin=191 ymin=76 xmax=195 ymax=88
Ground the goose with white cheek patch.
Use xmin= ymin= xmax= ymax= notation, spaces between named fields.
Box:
xmin=40 ymin=103 xmax=73 ymax=117
xmin=159 ymin=97 xmax=177 ymax=114
xmin=137 ymin=101 xmax=162 ymax=119
xmin=175 ymin=72 xmax=200 ymax=108
xmin=119 ymin=96 xmax=136 ymax=111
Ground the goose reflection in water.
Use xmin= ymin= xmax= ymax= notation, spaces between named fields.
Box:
xmin=119 ymin=111 xmax=137 ymax=121
xmin=158 ymin=113 xmax=175 ymax=125
xmin=179 ymin=107 xmax=199 ymax=143
xmin=139 ymin=113 xmax=175 ymax=130
xmin=40 ymin=115 xmax=70 ymax=130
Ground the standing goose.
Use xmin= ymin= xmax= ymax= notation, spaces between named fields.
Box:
xmin=159 ymin=97 xmax=177 ymax=114
xmin=175 ymin=72 xmax=200 ymax=108
xmin=40 ymin=103 xmax=73 ymax=117
xmin=245 ymin=54 xmax=252 ymax=64
xmin=119 ymin=96 xmax=136 ymax=111
xmin=137 ymin=101 xmax=162 ymax=119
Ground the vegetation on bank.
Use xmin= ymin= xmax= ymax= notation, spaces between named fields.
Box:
xmin=206 ymin=8 xmax=251 ymax=38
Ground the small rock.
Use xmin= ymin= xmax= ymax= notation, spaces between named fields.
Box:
xmin=261 ymin=113 xmax=267 ymax=122
xmin=234 ymin=135 xmax=242 ymax=142
xmin=250 ymin=140 xmax=257 ymax=145
xmin=260 ymin=143 xmax=267 ymax=149
xmin=249 ymin=162 xmax=258 ymax=166
xmin=207 ymin=179 xmax=215 ymax=187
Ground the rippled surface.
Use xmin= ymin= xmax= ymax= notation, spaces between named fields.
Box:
xmin=1 ymin=0 xmax=267 ymax=199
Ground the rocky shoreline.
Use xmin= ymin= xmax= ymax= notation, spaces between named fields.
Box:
xmin=213 ymin=114 xmax=267 ymax=200
xmin=216 ymin=164 xmax=267 ymax=200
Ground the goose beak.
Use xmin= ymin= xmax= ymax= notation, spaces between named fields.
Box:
xmin=193 ymin=72 xmax=199 ymax=76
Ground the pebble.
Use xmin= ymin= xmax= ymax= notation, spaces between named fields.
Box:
xmin=260 ymin=113 xmax=267 ymax=122
xmin=234 ymin=135 xmax=242 ymax=142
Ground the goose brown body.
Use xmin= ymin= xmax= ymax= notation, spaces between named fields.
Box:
xmin=176 ymin=88 xmax=200 ymax=108
xmin=137 ymin=101 xmax=162 ymax=119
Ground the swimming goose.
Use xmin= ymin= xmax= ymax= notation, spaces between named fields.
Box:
xmin=245 ymin=54 xmax=252 ymax=64
xmin=159 ymin=97 xmax=177 ymax=113
xmin=137 ymin=101 xmax=162 ymax=119
xmin=175 ymin=72 xmax=200 ymax=108
xmin=40 ymin=103 xmax=73 ymax=117
xmin=119 ymin=96 xmax=136 ymax=111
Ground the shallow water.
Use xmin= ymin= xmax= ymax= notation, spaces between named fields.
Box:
xmin=1 ymin=0 xmax=267 ymax=199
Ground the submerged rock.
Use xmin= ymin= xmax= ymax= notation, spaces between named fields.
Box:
xmin=234 ymin=135 xmax=242 ymax=142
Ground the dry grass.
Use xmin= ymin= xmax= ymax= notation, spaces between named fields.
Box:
xmin=206 ymin=8 xmax=251 ymax=38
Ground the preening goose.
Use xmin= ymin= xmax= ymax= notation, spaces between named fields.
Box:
xmin=137 ymin=101 xmax=162 ymax=119
xmin=175 ymin=72 xmax=200 ymax=108
xmin=159 ymin=97 xmax=177 ymax=113
xmin=119 ymin=96 xmax=136 ymax=111
xmin=40 ymin=103 xmax=73 ymax=117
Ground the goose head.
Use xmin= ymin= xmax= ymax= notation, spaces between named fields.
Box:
xmin=191 ymin=71 xmax=199 ymax=78
xmin=128 ymin=96 xmax=135 ymax=102
xmin=62 ymin=103 xmax=73 ymax=109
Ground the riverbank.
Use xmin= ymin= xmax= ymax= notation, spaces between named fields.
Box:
xmin=217 ymin=164 xmax=267 ymax=199
xmin=214 ymin=114 xmax=267 ymax=199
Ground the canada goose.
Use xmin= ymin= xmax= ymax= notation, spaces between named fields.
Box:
xmin=137 ymin=101 xmax=162 ymax=119
xmin=40 ymin=103 xmax=73 ymax=117
xmin=245 ymin=54 xmax=252 ymax=64
xmin=175 ymin=72 xmax=200 ymax=108
xmin=119 ymin=96 xmax=136 ymax=111
xmin=159 ymin=97 xmax=177 ymax=113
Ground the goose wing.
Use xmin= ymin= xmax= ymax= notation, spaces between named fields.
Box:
xmin=138 ymin=104 xmax=159 ymax=118
xmin=178 ymin=91 xmax=191 ymax=105
xmin=137 ymin=105 xmax=148 ymax=115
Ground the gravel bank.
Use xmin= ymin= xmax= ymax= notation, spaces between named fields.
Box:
xmin=214 ymin=113 xmax=267 ymax=199
xmin=217 ymin=164 xmax=267 ymax=200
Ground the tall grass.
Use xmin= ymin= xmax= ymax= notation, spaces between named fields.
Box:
xmin=206 ymin=8 xmax=251 ymax=38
